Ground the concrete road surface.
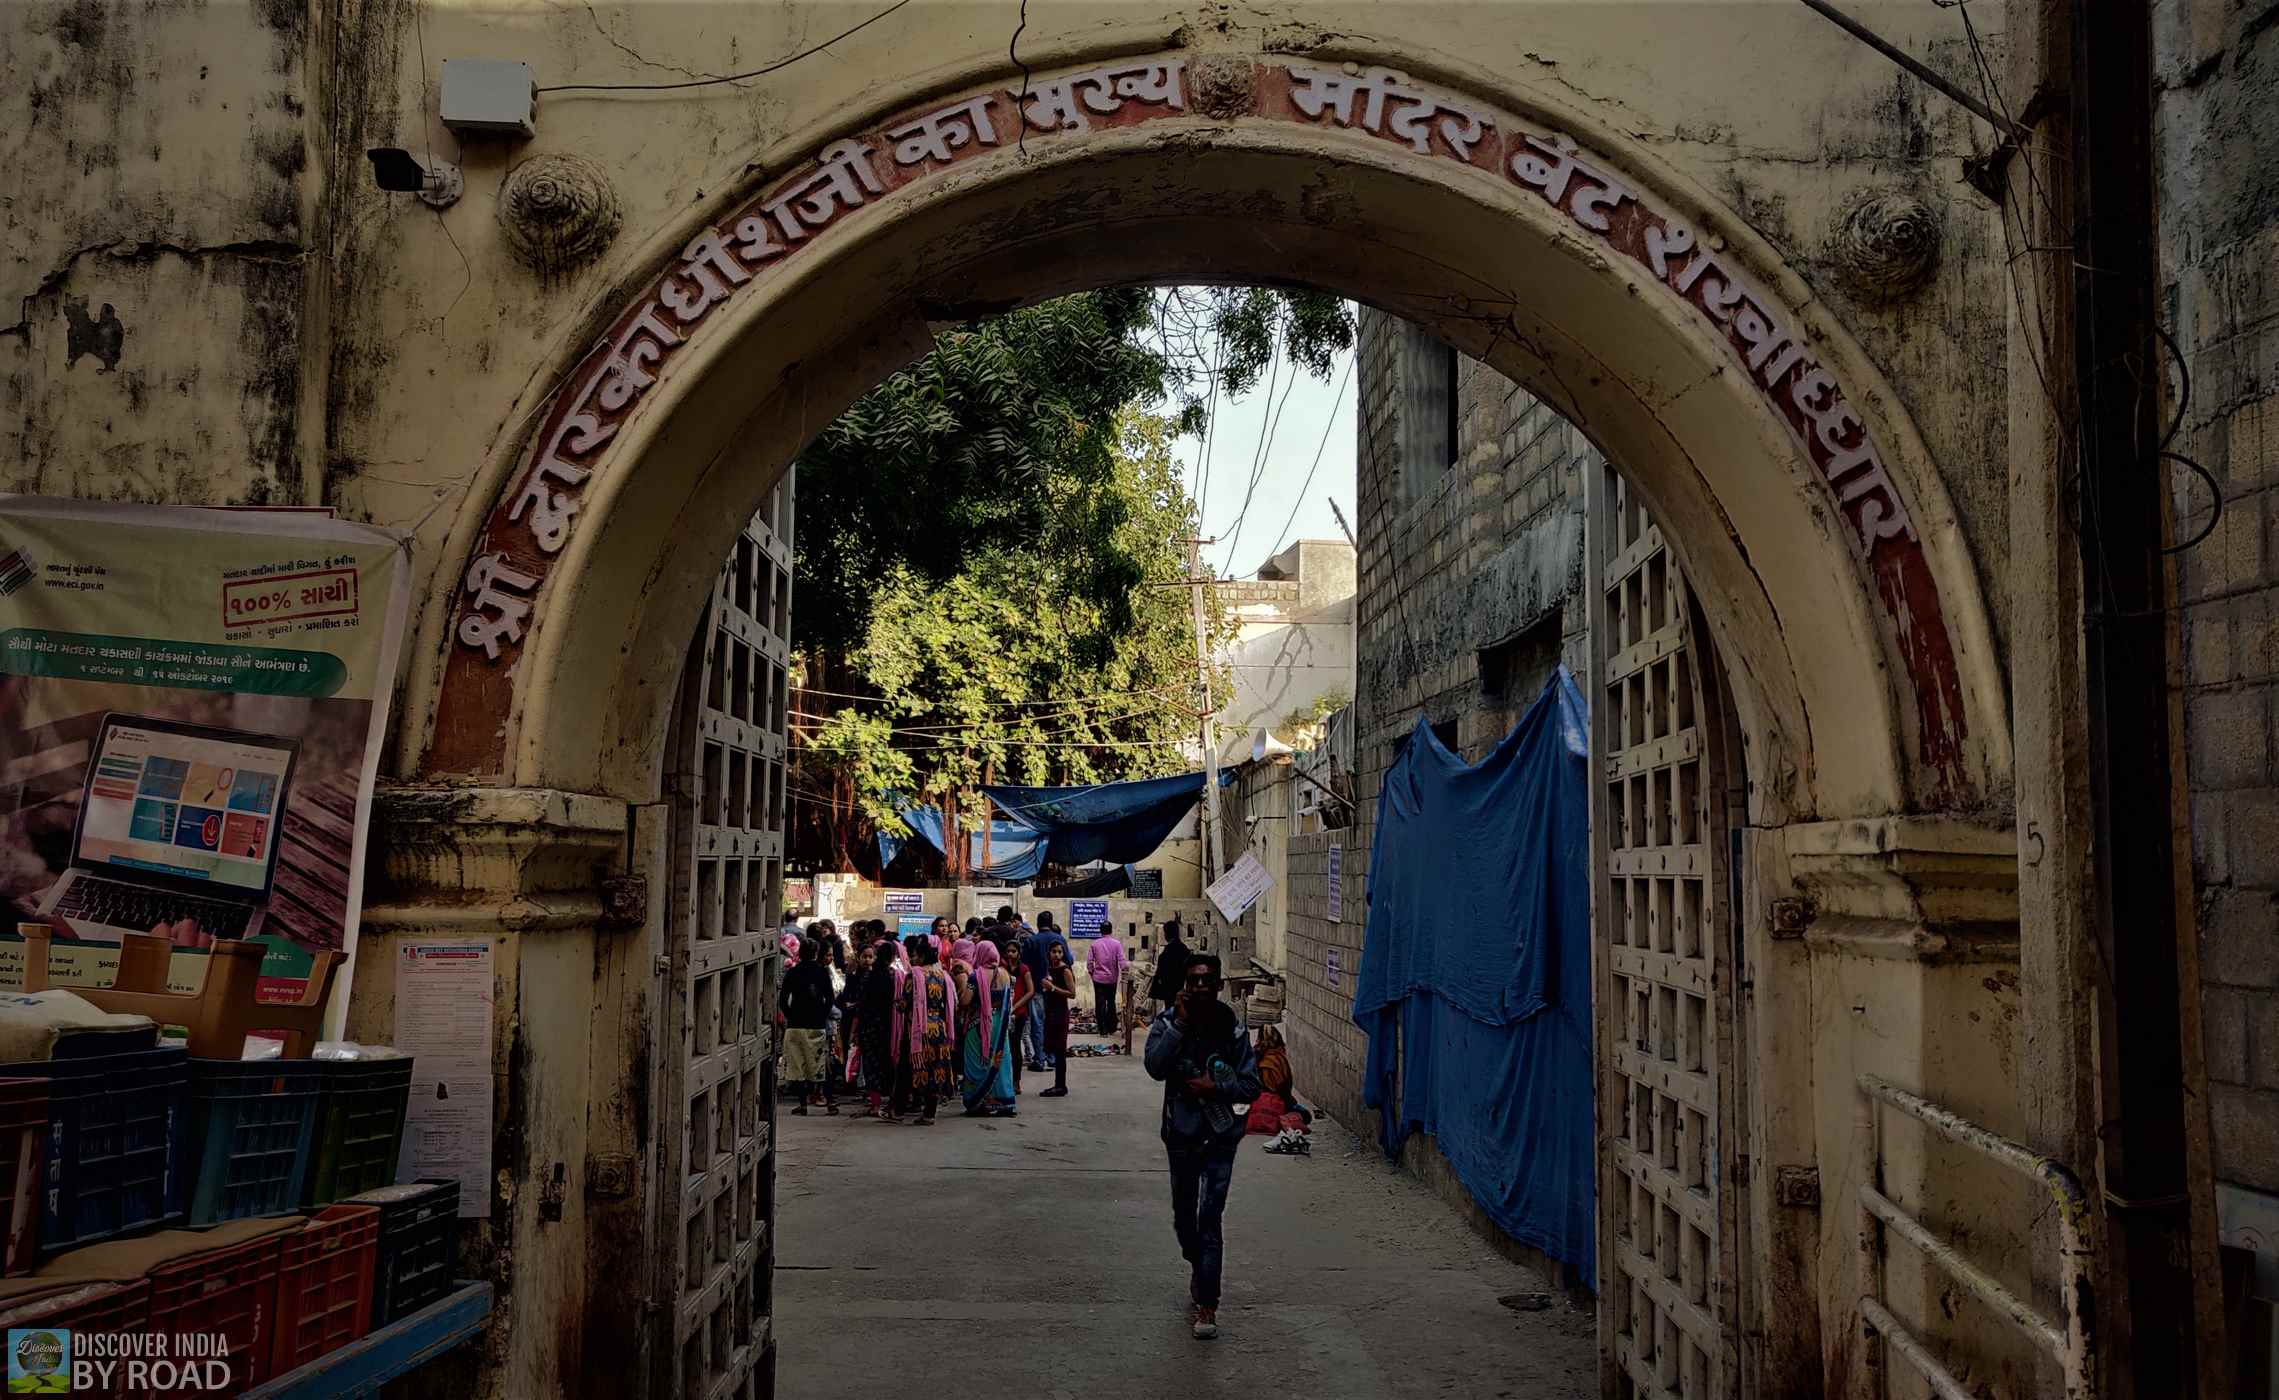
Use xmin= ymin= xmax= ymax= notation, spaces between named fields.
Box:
xmin=773 ymin=1033 xmax=1595 ymax=1399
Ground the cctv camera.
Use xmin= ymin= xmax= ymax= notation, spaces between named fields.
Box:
xmin=367 ymin=148 xmax=463 ymax=209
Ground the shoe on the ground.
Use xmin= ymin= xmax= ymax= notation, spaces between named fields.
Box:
xmin=792 ymin=1105 xmax=808 ymax=1116
xmin=1192 ymin=1307 xmax=1218 ymax=1340
xmin=1039 ymin=1086 xmax=1068 ymax=1097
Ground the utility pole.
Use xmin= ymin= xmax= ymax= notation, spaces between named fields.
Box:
xmin=2069 ymin=0 xmax=2220 ymax=1390
xmin=1185 ymin=535 xmax=1222 ymax=887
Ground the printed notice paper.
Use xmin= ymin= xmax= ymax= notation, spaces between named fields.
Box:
xmin=1206 ymin=850 xmax=1274 ymax=922
xmin=395 ymin=941 xmax=496 ymax=1218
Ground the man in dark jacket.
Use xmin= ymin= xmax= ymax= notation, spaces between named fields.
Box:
xmin=1143 ymin=953 xmax=1261 ymax=1341
xmin=1145 ymin=919 xmax=1193 ymax=1007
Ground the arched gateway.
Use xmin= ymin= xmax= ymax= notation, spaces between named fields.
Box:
xmin=365 ymin=41 xmax=2028 ymax=1400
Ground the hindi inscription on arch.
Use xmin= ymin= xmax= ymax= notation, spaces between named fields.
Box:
xmin=430 ymin=53 xmax=1966 ymax=788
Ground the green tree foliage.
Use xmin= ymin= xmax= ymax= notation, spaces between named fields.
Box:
xmin=790 ymin=288 xmax=1349 ymax=870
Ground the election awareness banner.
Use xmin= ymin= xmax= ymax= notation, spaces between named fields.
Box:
xmin=0 ymin=497 xmax=410 ymax=1011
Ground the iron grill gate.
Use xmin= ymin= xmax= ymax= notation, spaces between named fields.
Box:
xmin=658 ymin=473 xmax=794 ymax=1400
xmin=1588 ymin=467 xmax=1742 ymax=1400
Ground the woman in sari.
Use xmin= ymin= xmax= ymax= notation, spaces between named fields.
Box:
xmin=958 ymin=941 xmax=1018 ymax=1116
xmin=858 ymin=937 xmax=904 ymax=1121
xmin=896 ymin=938 xmax=956 ymax=1125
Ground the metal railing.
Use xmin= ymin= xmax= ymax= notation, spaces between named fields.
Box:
xmin=1854 ymin=1074 xmax=2097 ymax=1400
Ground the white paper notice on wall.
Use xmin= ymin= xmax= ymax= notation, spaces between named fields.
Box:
xmin=394 ymin=941 xmax=497 ymax=1218
xmin=1207 ymin=850 xmax=1274 ymax=922
xmin=1327 ymin=947 xmax=1342 ymax=990
xmin=1326 ymin=843 xmax=1344 ymax=924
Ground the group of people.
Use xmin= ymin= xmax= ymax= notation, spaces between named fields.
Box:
xmin=775 ymin=907 xmax=1102 ymax=1125
xmin=779 ymin=907 xmax=1276 ymax=1342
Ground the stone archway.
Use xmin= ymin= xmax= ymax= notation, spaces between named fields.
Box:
xmin=400 ymin=49 xmax=2006 ymax=822
xmin=370 ymin=44 xmax=2024 ymax=1400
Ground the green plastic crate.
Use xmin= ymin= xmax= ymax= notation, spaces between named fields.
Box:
xmin=302 ymin=1056 xmax=413 ymax=1207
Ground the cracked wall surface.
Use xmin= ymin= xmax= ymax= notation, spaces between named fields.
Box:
xmin=3 ymin=0 xmax=314 ymax=504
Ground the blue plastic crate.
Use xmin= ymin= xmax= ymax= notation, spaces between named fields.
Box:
xmin=0 ymin=1045 xmax=190 ymax=1253
xmin=187 ymin=1058 xmax=323 ymax=1225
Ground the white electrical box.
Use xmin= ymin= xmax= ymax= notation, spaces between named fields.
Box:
xmin=440 ymin=59 xmax=536 ymax=137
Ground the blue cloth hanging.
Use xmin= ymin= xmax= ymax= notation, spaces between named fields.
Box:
xmin=1351 ymin=667 xmax=1596 ymax=1286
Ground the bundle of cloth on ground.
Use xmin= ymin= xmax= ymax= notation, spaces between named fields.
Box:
xmin=1351 ymin=668 xmax=1596 ymax=1287
xmin=876 ymin=771 xmax=1230 ymax=884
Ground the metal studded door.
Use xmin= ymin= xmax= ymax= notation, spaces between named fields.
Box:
xmin=656 ymin=472 xmax=795 ymax=1400
xmin=1586 ymin=466 xmax=1743 ymax=1400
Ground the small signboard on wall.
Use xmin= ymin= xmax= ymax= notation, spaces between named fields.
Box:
xmin=1326 ymin=843 xmax=1344 ymax=924
xmin=1128 ymin=868 xmax=1164 ymax=899
xmin=883 ymin=890 xmax=923 ymax=914
xmin=1326 ymin=947 xmax=1342 ymax=990
xmin=1069 ymin=900 xmax=1110 ymax=938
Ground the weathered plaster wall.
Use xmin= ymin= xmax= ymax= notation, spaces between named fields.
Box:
xmin=2159 ymin=0 xmax=2279 ymax=1232
xmin=187 ymin=0 xmax=2011 ymax=798
xmin=3 ymin=0 xmax=318 ymax=506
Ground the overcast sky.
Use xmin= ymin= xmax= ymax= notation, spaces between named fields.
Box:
xmin=1165 ymin=334 xmax=1358 ymax=580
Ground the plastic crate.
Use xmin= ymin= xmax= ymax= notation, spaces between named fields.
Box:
xmin=0 ymin=1045 xmax=189 ymax=1253
xmin=348 ymin=1178 xmax=459 ymax=1325
xmin=270 ymin=1203 xmax=379 ymax=1376
xmin=0 ymin=1078 xmax=47 ymax=1274
xmin=186 ymin=1059 xmax=322 ymax=1225
xmin=0 ymin=1278 xmax=150 ymax=1399
xmin=302 ymin=1057 xmax=412 ymax=1207
xmin=145 ymin=1229 xmax=285 ymax=1395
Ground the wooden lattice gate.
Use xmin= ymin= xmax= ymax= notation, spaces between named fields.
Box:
xmin=655 ymin=472 xmax=795 ymax=1400
xmin=1586 ymin=466 xmax=1747 ymax=1400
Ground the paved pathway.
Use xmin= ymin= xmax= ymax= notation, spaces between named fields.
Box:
xmin=773 ymin=1033 xmax=1595 ymax=1399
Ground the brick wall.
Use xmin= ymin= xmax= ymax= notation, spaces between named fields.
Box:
xmin=2158 ymin=1 xmax=2279 ymax=1206
xmin=1281 ymin=308 xmax=1600 ymax=1258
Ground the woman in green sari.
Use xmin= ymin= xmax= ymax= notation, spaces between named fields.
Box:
xmin=959 ymin=939 xmax=1019 ymax=1116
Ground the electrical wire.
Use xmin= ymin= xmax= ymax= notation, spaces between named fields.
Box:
xmin=534 ymin=0 xmax=914 ymax=93
xmin=1218 ymin=341 xmax=1297 ymax=572
xmin=792 ymin=682 xmax=1186 ymax=710
xmin=1259 ymin=354 xmax=1355 ymax=563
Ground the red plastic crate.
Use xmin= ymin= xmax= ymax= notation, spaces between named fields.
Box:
xmin=0 ymin=1077 xmax=48 ymax=1275
xmin=269 ymin=1203 xmax=379 ymax=1377
xmin=144 ymin=1230 xmax=285 ymax=1396
xmin=0 ymin=1278 xmax=148 ymax=1399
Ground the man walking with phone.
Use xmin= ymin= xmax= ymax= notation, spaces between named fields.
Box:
xmin=1143 ymin=953 xmax=1261 ymax=1340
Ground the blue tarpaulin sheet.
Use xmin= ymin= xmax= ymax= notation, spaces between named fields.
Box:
xmin=876 ymin=807 xmax=1048 ymax=883
xmin=875 ymin=771 xmax=1225 ymax=885
xmin=981 ymin=771 xmax=1218 ymax=868
xmin=1351 ymin=668 xmax=1596 ymax=1286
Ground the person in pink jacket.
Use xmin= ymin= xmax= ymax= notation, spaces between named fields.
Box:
xmin=1086 ymin=922 xmax=1127 ymax=1036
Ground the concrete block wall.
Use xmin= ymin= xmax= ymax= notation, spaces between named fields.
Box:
xmin=2157 ymin=0 xmax=2279 ymax=1225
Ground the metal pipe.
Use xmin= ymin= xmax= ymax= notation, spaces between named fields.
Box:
xmin=1854 ymin=1092 xmax=1884 ymax=1400
xmin=1860 ymin=1075 xmax=2060 ymax=1189
xmin=1792 ymin=0 xmax=2025 ymax=138
xmin=1858 ymin=1298 xmax=1984 ymax=1400
xmin=1859 ymin=1184 xmax=2066 ymax=1360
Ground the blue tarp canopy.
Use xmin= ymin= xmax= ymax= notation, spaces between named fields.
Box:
xmin=875 ymin=770 xmax=1224 ymax=886
xmin=1351 ymin=668 xmax=1596 ymax=1285
xmin=876 ymin=806 xmax=1049 ymax=883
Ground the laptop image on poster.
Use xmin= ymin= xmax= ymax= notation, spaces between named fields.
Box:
xmin=38 ymin=713 xmax=300 ymax=944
